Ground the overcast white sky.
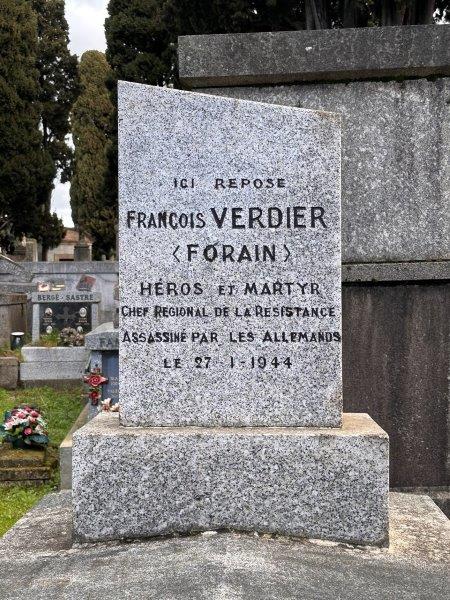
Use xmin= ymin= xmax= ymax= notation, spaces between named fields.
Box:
xmin=51 ymin=0 xmax=108 ymax=226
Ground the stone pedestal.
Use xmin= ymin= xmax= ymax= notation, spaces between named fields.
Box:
xmin=72 ymin=413 xmax=389 ymax=545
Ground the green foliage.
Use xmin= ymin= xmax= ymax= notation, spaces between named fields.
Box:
xmin=32 ymin=0 xmax=78 ymax=181
xmin=0 ymin=346 xmax=22 ymax=360
xmin=70 ymin=51 xmax=115 ymax=259
xmin=105 ymin=1 xmax=304 ymax=88
xmin=0 ymin=0 xmax=54 ymax=251
xmin=0 ymin=387 xmax=85 ymax=447
xmin=0 ymin=386 xmax=85 ymax=536
xmin=0 ymin=0 xmax=77 ymax=254
xmin=32 ymin=0 xmax=79 ymax=256
xmin=32 ymin=330 xmax=60 ymax=347
xmin=0 ymin=485 xmax=53 ymax=536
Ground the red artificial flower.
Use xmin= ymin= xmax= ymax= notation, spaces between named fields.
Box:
xmin=84 ymin=374 xmax=107 ymax=388
xmin=24 ymin=427 xmax=32 ymax=436
xmin=30 ymin=410 xmax=39 ymax=418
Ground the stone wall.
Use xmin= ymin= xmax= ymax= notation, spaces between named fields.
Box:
xmin=180 ymin=25 xmax=450 ymax=264
xmin=0 ymin=293 xmax=27 ymax=347
xmin=178 ymin=25 xmax=450 ymax=489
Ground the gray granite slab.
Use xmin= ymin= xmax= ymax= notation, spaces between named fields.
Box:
xmin=118 ymin=81 xmax=341 ymax=427
xmin=21 ymin=346 xmax=88 ymax=362
xmin=178 ymin=25 xmax=450 ymax=87
xmin=198 ymin=79 xmax=450 ymax=264
xmin=72 ymin=412 xmax=388 ymax=545
xmin=342 ymin=260 xmax=450 ymax=283
xmin=85 ymin=322 xmax=119 ymax=350
xmin=20 ymin=346 xmax=88 ymax=383
xmin=1 ymin=492 xmax=449 ymax=599
xmin=20 ymin=360 xmax=86 ymax=382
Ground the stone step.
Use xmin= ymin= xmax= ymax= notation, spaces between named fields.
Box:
xmin=0 ymin=446 xmax=57 ymax=484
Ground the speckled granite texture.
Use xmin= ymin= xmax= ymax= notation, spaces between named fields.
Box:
xmin=118 ymin=81 xmax=342 ymax=427
xmin=196 ymin=79 xmax=450 ymax=264
xmin=72 ymin=412 xmax=389 ymax=545
xmin=178 ymin=26 xmax=450 ymax=87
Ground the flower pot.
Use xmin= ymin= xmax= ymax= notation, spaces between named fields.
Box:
xmin=11 ymin=438 xmax=30 ymax=450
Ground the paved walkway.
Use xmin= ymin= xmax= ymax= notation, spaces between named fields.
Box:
xmin=0 ymin=492 xmax=448 ymax=599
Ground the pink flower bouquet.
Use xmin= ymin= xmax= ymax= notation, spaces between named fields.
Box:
xmin=0 ymin=405 xmax=49 ymax=449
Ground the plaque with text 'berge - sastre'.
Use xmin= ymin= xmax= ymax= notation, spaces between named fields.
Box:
xmin=118 ymin=82 xmax=341 ymax=427
xmin=39 ymin=303 xmax=92 ymax=336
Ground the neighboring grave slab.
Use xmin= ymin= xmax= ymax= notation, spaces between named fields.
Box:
xmin=85 ymin=323 xmax=119 ymax=419
xmin=119 ymin=82 xmax=342 ymax=427
xmin=31 ymin=292 xmax=101 ymax=342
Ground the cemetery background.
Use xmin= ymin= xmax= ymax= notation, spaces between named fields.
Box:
xmin=0 ymin=3 xmax=448 ymax=598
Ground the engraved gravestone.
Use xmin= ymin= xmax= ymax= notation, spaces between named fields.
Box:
xmin=119 ymin=82 xmax=342 ymax=427
xmin=85 ymin=323 xmax=119 ymax=419
xmin=72 ymin=82 xmax=388 ymax=546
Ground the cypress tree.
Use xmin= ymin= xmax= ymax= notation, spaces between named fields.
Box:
xmin=32 ymin=0 xmax=78 ymax=259
xmin=0 ymin=0 xmax=57 ymax=253
xmin=70 ymin=51 xmax=115 ymax=259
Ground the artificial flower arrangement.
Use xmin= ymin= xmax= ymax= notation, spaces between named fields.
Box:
xmin=0 ymin=404 xmax=49 ymax=449
xmin=84 ymin=369 xmax=108 ymax=406
xmin=100 ymin=398 xmax=119 ymax=412
xmin=59 ymin=327 xmax=85 ymax=347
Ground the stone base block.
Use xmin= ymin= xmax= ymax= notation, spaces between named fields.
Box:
xmin=72 ymin=413 xmax=389 ymax=545
xmin=20 ymin=346 xmax=88 ymax=385
xmin=0 ymin=356 xmax=19 ymax=389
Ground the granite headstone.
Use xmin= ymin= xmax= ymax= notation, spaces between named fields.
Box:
xmin=72 ymin=82 xmax=389 ymax=546
xmin=119 ymin=82 xmax=342 ymax=427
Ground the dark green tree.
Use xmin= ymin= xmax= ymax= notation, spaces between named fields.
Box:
xmin=70 ymin=51 xmax=115 ymax=259
xmin=0 ymin=0 xmax=59 ymax=253
xmin=32 ymin=0 xmax=79 ymax=259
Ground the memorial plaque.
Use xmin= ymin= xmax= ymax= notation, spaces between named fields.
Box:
xmin=119 ymin=82 xmax=341 ymax=427
xmin=31 ymin=292 xmax=101 ymax=342
xmin=40 ymin=303 xmax=92 ymax=335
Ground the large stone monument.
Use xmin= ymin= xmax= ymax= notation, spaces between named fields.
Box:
xmin=72 ymin=81 xmax=389 ymax=545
